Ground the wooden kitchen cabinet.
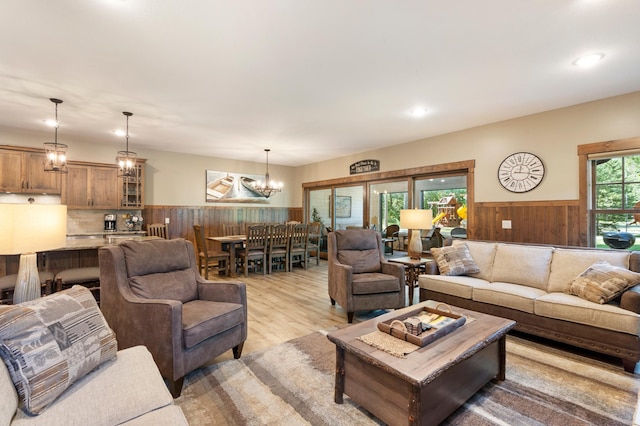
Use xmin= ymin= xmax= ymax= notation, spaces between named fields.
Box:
xmin=63 ymin=163 xmax=119 ymax=209
xmin=0 ymin=148 xmax=62 ymax=194
xmin=119 ymin=161 xmax=145 ymax=208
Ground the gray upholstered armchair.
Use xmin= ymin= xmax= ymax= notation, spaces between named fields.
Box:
xmin=328 ymin=229 xmax=405 ymax=323
xmin=99 ymin=238 xmax=248 ymax=398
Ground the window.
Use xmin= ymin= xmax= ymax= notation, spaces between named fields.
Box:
xmin=590 ymin=154 xmax=640 ymax=249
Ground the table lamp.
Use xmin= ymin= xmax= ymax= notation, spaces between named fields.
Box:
xmin=0 ymin=203 xmax=67 ymax=303
xmin=400 ymin=209 xmax=433 ymax=260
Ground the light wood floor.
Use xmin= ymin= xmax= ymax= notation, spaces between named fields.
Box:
xmin=208 ymin=257 xmax=417 ymax=361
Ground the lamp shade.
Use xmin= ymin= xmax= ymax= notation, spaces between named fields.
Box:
xmin=0 ymin=204 xmax=67 ymax=255
xmin=400 ymin=209 xmax=433 ymax=230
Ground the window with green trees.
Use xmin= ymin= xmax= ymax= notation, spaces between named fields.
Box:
xmin=591 ymin=155 xmax=640 ymax=249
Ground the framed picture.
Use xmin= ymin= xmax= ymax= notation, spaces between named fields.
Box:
xmin=335 ymin=196 xmax=352 ymax=218
xmin=205 ymin=170 xmax=268 ymax=203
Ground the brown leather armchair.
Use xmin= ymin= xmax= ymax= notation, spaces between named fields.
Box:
xmin=99 ymin=238 xmax=248 ymax=397
xmin=328 ymin=229 xmax=405 ymax=323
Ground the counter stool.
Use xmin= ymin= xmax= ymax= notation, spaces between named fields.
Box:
xmin=0 ymin=271 xmax=55 ymax=305
xmin=54 ymin=267 xmax=101 ymax=305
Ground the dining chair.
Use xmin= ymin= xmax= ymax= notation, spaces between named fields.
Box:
xmin=306 ymin=222 xmax=322 ymax=266
xmin=147 ymin=223 xmax=169 ymax=239
xmin=289 ymin=223 xmax=309 ymax=270
xmin=237 ymin=224 xmax=269 ymax=277
xmin=223 ymin=224 xmax=244 ymax=236
xmin=193 ymin=225 xmax=230 ymax=278
xmin=268 ymin=224 xmax=289 ymax=273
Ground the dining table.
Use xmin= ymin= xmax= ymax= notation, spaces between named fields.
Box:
xmin=207 ymin=235 xmax=246 ymax=277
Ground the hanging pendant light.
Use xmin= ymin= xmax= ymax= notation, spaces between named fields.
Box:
xmin=43 ymin=98 xmax=68 ymax=173
xmin=252 ymin=148 xmax=283 ymax=198
xmin=116 ymin=111 xmax=137 ymax=177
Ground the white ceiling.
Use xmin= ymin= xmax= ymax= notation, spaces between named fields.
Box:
xmin=1 ymin=1 xmax=639 ymax=167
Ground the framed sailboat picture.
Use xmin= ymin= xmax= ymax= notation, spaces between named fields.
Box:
xmin=205 ymin=170 xmax=269 ymax=203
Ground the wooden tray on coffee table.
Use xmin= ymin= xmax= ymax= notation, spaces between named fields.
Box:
xmin=377 ymin=303 xmax=466 ymax=347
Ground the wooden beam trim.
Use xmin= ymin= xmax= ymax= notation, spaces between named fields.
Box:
xmin=302 ymin=159 xmax=475 ymax=188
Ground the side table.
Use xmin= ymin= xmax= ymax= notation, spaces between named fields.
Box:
xmin=388 ymin=256 xmax=433 ymax=305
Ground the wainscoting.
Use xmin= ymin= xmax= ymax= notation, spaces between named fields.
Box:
xmin=142 ymin=205 xmax=304 ymax=243
xmin=471 ymin=200 xmax=581 ymax=246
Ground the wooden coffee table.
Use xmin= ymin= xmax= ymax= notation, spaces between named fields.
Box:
xmin=327 ymin=301 xmax=516 ymax=426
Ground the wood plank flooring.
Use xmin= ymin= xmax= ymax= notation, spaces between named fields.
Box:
xmin=208 ymin=257 xmax=417 ymax=361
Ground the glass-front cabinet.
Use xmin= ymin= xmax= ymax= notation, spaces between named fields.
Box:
xmin=119 ymin=161 xmax=145 ymax=208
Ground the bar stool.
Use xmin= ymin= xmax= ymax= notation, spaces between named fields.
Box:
xmin=54 ymin=267 xmax=101 ymax=305
xmin=0 ymin=271 xmax=55 ymax=305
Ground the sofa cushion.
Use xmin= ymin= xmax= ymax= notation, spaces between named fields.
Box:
xmin=547 ymin=248 xmax=630 ymax=293
xmin=565 ymin=261 xmax=640 ymax=304
xmin=337 ymin=249 xmax=381 ymax=273
xmin=418 ymin=274 xmax=488 ymax=299
xmin=430 ymin=244 xmax=480 ymax=276
xmin=453 ymin=240 xmax=497 ymax=281
xmin=0 ymin=286 xmax=117 ymax=415
xmin=182 ymin=300 xmax=245 ymax=349
xmin=351 ymin=273 xmax=400 ymax=294
xmin=535 ymin=293 xmax=640 ymax=335
xmin=474 ymin=282 xmax=547 ymax=314
xmin=0 ymin=358 xmax=18 ymax=425
xmin=491 ymin=244 xmax=554 ymax=290
xmin=129 ymin=269 xmax=197 ymax=303
xmin=9 ymin=346 xmax=184 ymax=426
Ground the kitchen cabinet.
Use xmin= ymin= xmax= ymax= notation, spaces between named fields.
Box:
xmin=63 ymin=164 xmax=119 ymax=209
xmin=0 ymin=149 xmax=62 ymax=194
xmin=119 ymin=161 xmax=145 ymax=208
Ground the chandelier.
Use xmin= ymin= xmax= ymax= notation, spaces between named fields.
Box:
xmin=116 ymin=111 xmax=137 ymax=177
xmin=252 ymin=148 xmax=283 ymax=198
xmin=43 ymin=98 xmax=68 ymax=173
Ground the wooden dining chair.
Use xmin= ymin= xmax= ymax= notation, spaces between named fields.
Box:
xmin=193 ymin=225 xmax=230 ymax=278
xmin=223 ymin=224 xmax=244 ymax=236
xmin=306 ymin=222 xmax=322 ymax=266
xmin=237 ymin=224 xmax=269 ymax=277
xmin=147 ymin=223 xmax=169 ymax=239
xmin=268 ymin=224 xmax=289 ymax=273
xmin=289 ymin=223 xmax=309 ymax=270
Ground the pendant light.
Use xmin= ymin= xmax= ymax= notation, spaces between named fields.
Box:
xmin=252 ymin=148 xmax=283 ymax=198
xmin=43 ymin=98 xmax=68 ymax=173
xmin=116 ymin=111 xmax=137 ymax=177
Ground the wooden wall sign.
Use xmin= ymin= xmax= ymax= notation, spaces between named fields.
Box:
xmin=350 ymin=159 xmax=380 ymax=175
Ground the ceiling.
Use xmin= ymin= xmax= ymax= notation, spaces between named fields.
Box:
xmin=1 ymin=1 xmax=639 ymax=167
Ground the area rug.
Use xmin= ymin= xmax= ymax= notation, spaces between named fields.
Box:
xmin=175 ymin=331 xmax=640 ymax=425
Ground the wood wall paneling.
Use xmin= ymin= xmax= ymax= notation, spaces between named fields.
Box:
xmin=472 ymin=201 xmax=580 ymax=246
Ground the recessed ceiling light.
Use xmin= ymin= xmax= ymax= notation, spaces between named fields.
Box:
xmin=572 ymin=53 xmax=604 ymax=68
xmin=113 ymin=129 xmax=126 ymax=137
xmin=43 ymin=119 xmax=58 ymax=127
xmin=409 ymin=107 xmax=428 ymax=118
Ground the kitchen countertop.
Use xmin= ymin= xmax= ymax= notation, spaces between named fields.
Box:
xmin=53 ymin=235 xmax=160 ymax=251
xmin=67 ymin=231 xmax=147 ymax=238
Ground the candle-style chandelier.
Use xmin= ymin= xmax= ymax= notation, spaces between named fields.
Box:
xmin=252 ymin=148 xmax=283 ymax=198
xmin=43 ymin=98 xmax=68 ymax=173
xmin=116 ymin=111 xmax=137 ymax=177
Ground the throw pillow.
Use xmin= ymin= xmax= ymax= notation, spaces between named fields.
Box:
xmin=565 ymin=260 xmax=640 ymax=304
xmin=0 ymin=285 xmax=117 ymax=415
xmin=431 ymin=244 xmax=480 ymax=276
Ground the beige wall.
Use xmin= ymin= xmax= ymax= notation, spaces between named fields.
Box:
xmin=294 ymin=91 xmax=640 ymax=204
xmin=1 ymin=128 xmax=295 ymax=208
xmin=3 ymin=91 xmax=640 ymax=208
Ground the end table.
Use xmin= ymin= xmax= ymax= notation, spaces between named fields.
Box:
xmin=388 ymin=256 xmax=433 ymax=305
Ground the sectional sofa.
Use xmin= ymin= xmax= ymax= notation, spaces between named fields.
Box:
xmin=418 ymin=239 xmax=640 ymax=372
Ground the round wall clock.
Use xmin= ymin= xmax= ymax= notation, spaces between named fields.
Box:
xmin=498 ymin=152 xmax=545 ymax=193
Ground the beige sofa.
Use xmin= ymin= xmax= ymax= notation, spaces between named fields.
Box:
xmin=1 ymin=345 xmax=188 ymax=425
xmin=0 ymin=285 xmax=188 ymax=425
xmin=418 ymin=240 xmax=640 ymax=372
